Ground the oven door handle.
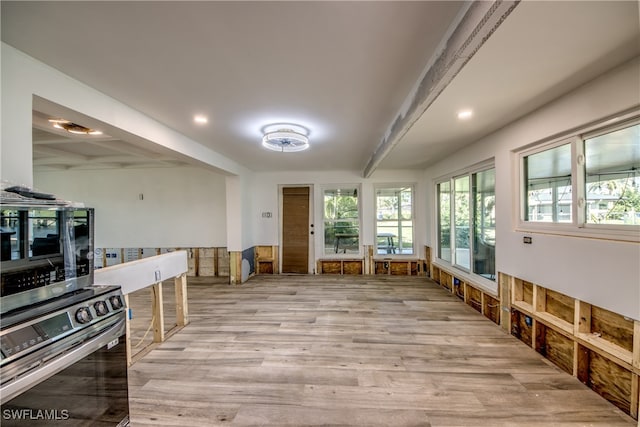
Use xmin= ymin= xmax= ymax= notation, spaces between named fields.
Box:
xmin=1 ymin=315 xmax=126 ymax=404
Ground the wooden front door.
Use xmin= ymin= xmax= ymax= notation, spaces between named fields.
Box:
xmin=281 ymin=187 xmax=310 ymax=274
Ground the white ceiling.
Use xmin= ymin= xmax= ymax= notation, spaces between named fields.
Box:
xmin=2 ymin=1 xmax=639 ymax=175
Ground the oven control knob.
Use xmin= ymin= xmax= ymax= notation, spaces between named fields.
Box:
xmin=94 ymin=301 xmax=109 ymax=316
xmin=75 ymin=307 xmax=93 ymax=324
xmin=109 ymin=295 xmax=123 ymax=310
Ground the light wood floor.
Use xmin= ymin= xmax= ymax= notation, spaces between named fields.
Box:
xmin=127 ymin=275 xmax=635 ymax=426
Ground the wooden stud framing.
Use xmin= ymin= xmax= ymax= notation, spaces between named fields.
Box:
xmin=151 ymin=282 xmax=165 ymax=343
xmin=465 ymin=284 xmax=482 ymax=313
xmin=499 ymin=272 xmax=511 ymax=332
xmin=213 ymin=248 xmax=219 ymax=276
xmin=174 ymin=273 xmax=189 ymax=327
xmin=194 ymin=248 xmax=200 ymax=276
xmin=424 ymin=246 xmax=432 ymax=278
xmin=534 ymin=284 xmax=547 ymax=313
xmin=316 ymin=258 xmax=422 ymax=276
xmin=364 ymin=245 xmax=373 ymax=275
xmin=505 ymin=272 xmax=639 ymax=420
xmin=575 ymin=300 xmax=592 ymax=335
xmin=429 ymin=261 xmax=500 ymax=326
xmin=634 ymin=321 xmax=640 ymax=371
xmin=631 ymin=374 xmax=639 ymax=419
xmin=228 ymin=251 xmax=242 ymax=284
xmin=96 ymin=246 xmax=237 ymax=277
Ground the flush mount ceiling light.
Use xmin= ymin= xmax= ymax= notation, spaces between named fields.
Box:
xmin=262 ymin=124 xmax=310 ymax=152
xmin=48 ymin=118 xmax=103 ymax=135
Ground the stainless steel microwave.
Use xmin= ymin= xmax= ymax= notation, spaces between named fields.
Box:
xmin=1 ymin=205 xmax=95 ymax=314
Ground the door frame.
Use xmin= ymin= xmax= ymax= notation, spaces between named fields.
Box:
xmin=279 ymin=184 xmax=314 ymax=274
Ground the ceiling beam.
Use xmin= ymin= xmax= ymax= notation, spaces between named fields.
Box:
xmin=362 ymin=0 xmax=521 ymax=177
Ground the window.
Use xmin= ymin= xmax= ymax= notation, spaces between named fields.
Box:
xmin=585 ymin=123 xmax=640 ymax=225
xmin=518 ymin=112 xmax=639 ymax=241
xmin=453 ymin=176 xmax=470 ymax=269
xmin=323 ymin=187 xmax=360 ymax=254
xmin=437 ymin=181 xmax=451 ymax=262
xmin=523 ymin=142 xmax=572 ymax=223
xmin=436 ymin=165 xmax=496 ymax=281
xmin=1 ymin=209 xmax=24 ymax=261
xmin=375 ymin=186 xmax=414 ymax=255
xmin=29 ymin=209 xmax=60 ymax=257
xmin=473 ymin=168 xmax=496 ymax=280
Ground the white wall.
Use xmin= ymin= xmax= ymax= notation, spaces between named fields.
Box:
xmin=250 ymin=169 xmax=427 ymax=259
xmin=225 ymin=171 xmax=257 ymax=252
xmin=34 ymin=166 xmax=227 ymax=248
xmin=2 ymin=43 xmax=249 ymax=252
xmin=424 ymin=57 xmax=640 ymax=320
xmin=1 ymin=43 xmax=246 ymax=187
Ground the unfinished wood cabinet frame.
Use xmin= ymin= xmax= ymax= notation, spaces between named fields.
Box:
xmin=95 ymin=252 xmax=191 ymax=367
xmin=428 ymin=249 xmax=639 ymax=420
xmin=317 ymin=259 xmax=364 ymax=275
xmin=255 ymin=245 xmax=279 ymax=275
xmin=98 ymin=246 xmax=231 ymax=277
xmin=506 ymin=273 xmax=639 ymax=420
xmin=430 ymin=263 xmax=500 ymax=326
xmin=373 ymin=259 xmax=423 ymax=276
xmin=151 ymin=282 xmax=165 ymax=343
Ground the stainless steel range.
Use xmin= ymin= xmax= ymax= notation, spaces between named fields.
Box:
xmin=1 ymin=190 xmax=130 ymax=426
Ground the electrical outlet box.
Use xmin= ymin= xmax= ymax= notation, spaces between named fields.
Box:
xmin=523 ymin=236 xmax=533 ymax=244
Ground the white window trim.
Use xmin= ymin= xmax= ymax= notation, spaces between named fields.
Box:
xmin=373 ymin=183 xmax=416 ymax=258
xmin=435 ymin=180 xmax=452 ymax=264
xmin=452 ymin=175 xmax=471 ymax=272
xmin=515 ymin=109 xmax=640 ymax=243
xmin=434 ymin=159 xmax=496 ymax=281
xmin=517 ymin=136 xmax=577 ymax=227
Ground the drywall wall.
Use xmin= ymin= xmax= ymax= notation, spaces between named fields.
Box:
xmin=0 ymin=43 xmax=246 ymax=189
xmin=424 ymin=57 xmax=640 ymax=319
xmin=250 ymin=169 xmax=427 ymax=260
xmin=1 ymin=45 xmax=36 ymax=186
xmin=225 ymin=171 xmax=257 ymax=252
xmin=34 ymin=166 xmax=227 ymax=248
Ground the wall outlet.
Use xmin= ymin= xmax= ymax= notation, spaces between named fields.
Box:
xmin=523 ymin=236 xmax=533 ymax=244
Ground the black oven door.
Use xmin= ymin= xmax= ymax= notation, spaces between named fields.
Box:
xmin=1 ymin=317 xmax=129 ymax=426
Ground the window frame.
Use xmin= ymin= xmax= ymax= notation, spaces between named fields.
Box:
xmin=516 ymin=109 xmax=640 ymax=242
xmin=519 ymin=136 xmax=578 ymax=226
xmin=434 ymin=159 xmax=496 ymax=288
xmin=373 ymin=184 xmax=415 ymax=257
xmin=452 ymin=175 xmax=471 ymax=271
xmin=437 ymin=181 xmax=452 ymax=263
xmin=321 ymin=184 xmax=362 ymax=257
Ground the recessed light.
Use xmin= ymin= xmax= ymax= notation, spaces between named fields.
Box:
xmin=457 ymin=110 xmax=473 ymax=120
xmin=194 ymin=115 xmax=208 ymax=124
xmin=48 ymin=118 xmax=102 ymax=135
